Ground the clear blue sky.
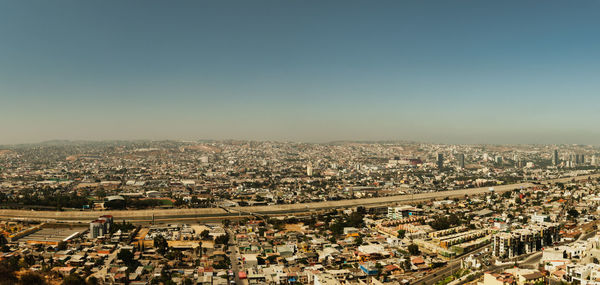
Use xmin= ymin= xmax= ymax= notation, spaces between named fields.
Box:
xmin=1 ymin=0 xmax=600 ymax=144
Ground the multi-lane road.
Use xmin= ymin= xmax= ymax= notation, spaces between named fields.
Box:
xmin=0 ymin=174 xmax=597 ymax=223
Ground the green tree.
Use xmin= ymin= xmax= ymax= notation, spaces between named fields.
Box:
xmin=23 ymin=254 xmax=36 ymax=267
xmin=267 ymin=255 xmax=278 ymax=264
xmin=19 ymin=271 xmax=46 ymax=285
xmin=429 ymin=214 xmax=462 ymax=230
xmin=330 ymin=219 xmax=345 ymax=235
xmin=200 ymin=230 xmax=210 ymax=240
xmin=154 ymin=235 xmax=169 ymax=255
xmin=0 ymin=235 xmax=8 ymax=250
xmin=117 ymin=248 xmax=137 ymax=270
xmin=197 ymin=241 xmax=203 ymax=256
xmin=57 ymin=241 xmax=68 ymax=251
xmin=355 ymin=235 xmax=363 ymax=246
xmin=328 ymin=236 xmax=337 ymax=244
xmin=567 ymin=208 xmax=580 ymax=219
xmin=0 ymin=260 xmax=18 ymax=285
xmin=347 ymin=211 xmax=365 ymax=228
xmin=408 ymin=244 xmax=420 ymax=256
xmin=86 ymin=276 xmax=99 ymax=285
xmin=403 ymin=259 xmax=412 ymax=271
xmin=62 ymin=274 xmax=86 ymax=285
xmin=213 ymin=257 xmax=231 ymax=269
xmin=111 ymin=221 xmax=135 ymax=234
xmin=214 ymin=233 xmax=230 ymax=245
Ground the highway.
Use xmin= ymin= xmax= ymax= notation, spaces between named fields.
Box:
xmin=0 ymin=173 xmax=597 ymax=223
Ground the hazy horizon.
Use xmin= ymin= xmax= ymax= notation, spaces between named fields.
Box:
xmin=1 ymin=138 xmax=598 ymax=148
xmin=2 ymin=0 xmax=600 ymax=145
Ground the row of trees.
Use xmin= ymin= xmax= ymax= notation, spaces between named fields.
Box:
xmin=104 ymin=198 xmax=170 ymax=210
xmin=330 ymin=208 xmax=366 ymax=235
xmin=0 ymin=191 xmax=89 ymax=210
xmin=173 ymin=197 xmax=214 ymax=208
xmin=428 ymin=213 xmax=463 ymax=231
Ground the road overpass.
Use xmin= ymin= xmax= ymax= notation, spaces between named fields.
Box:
xmin=0 ymin=173 xmax=597 ymax=223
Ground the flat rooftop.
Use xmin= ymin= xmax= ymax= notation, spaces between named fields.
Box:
xmin=18 ymin=227 xmax=87 ymax=243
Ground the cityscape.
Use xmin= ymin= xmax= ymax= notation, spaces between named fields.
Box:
xmin=3 ymin=1 xmax=600 ymax=285
xmin=1 ymin=141 xmax=600 ymax=285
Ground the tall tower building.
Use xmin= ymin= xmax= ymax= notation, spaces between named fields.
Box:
xmin=570 ymin=154 xmax=575 ymax=166
xmin=494 ymin=156 xmax=503 ymax=164
xmin=306 ymin=162 xmax=313 ymax=176
xmin=437 ymin=153 xmax=444 ymax=169
xmin=552 ymin=150 xmax=559 ymax=166
xmin=458 ymin=153 xmax=465 ymax=169
xmin=517 ymin=158 xmax=524 ymax=168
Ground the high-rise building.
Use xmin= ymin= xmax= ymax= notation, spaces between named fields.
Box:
xmin=90 ymin=220 xmax=106 ymax=239
xmin=306 ymin=162 xmax=313 ymax=176
xmin=458 ymin=153 xmax=465 ymax=169
xmin=495 ymin=156 xmax=503 ymax=164
xmin=437 ymin=153 xmax=444 ymax=169
xmin=575 ymin=154 xmax=580 ymax=164
xmin=552 ymin=150 xmax=559 ymax=166
xmin=580 ymin=154 xmax=585 ymax=164
xmin=569 ymin=154 xmax=575 ymax=166
xmin=89 ymin=215 xmax=113 ymax=239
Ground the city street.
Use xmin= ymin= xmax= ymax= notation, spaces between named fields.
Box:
xmin=413 ymin=245 xmax=490 ymax=285
xmin=227 ymin=228 xmax=246 ymax=285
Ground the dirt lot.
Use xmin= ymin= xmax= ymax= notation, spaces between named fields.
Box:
xmin=284 ymin=223 xmax=305 ymax=233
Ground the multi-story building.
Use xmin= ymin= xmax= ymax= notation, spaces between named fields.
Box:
xmin=437 ymin=153 xmax=444 ymax=169
xmin=492 ymin=223 xmax=559 ymax=259
xmin=387 ymin=206 xmax=423 ymax=220
xmin=530 ymin=213 xmax=548 ymax=224
xmin=89 ymin=215 xmax=113 ymax=239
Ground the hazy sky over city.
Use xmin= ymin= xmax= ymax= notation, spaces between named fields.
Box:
xmin=1 ymin=0 xmax=600 ymax=145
